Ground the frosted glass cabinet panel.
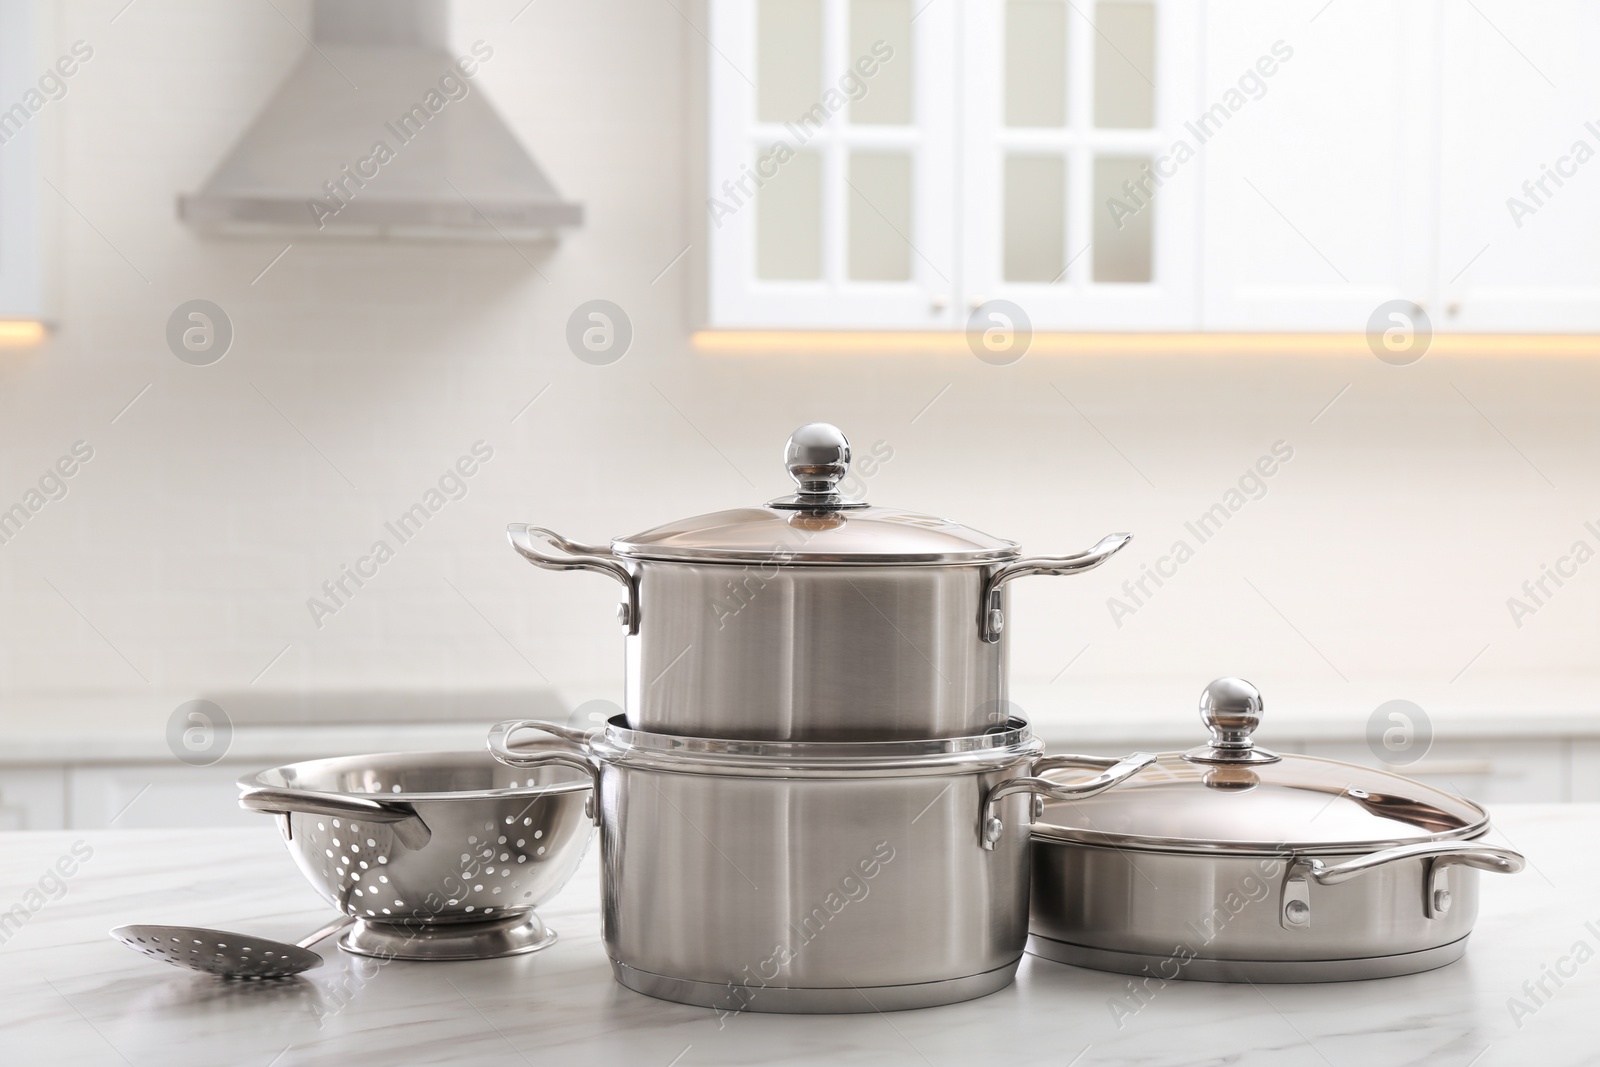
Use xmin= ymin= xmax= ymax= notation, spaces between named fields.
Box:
xmin=850 ymin=0 xmax=913 ymax=125
xmin=1004 ymin=155 xmax=1067 ymax=283
xmin=848 ymin=151 xmax=913 ymax=281
xmin=757 ymin=152 xmax=826 ymax=280
xmin=757 ymin=0 xmax=823 ymax=123
xmin=1005 ymin=0 xmax=1068 ymax=128
xmin=1093 ymin=1 xmax=1155 ymax=129
xmin=1093 ymin=155 xmax=1154 ymax=282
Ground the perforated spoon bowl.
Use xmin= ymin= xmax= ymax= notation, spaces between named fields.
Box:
xmin=112 ymin=915 xmax=354 ymax=979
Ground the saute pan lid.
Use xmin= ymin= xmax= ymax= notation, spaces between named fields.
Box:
xmin=1032 ymin=677 xmax=1490 ymax=855
xmin=611 ymin=423 xmax=1021 ymax=565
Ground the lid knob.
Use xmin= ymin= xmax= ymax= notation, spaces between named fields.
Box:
xmin=769 ymin=423 xmax=869 ymax=511
xmin=1184 ymin=677 xmax=1280 ymax=765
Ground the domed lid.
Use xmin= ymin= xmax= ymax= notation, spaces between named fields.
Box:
xmin=610 ymin=423 xmax=1020 ymax=565
xmin=1032 ymin=678 xmax=1490 ymax=855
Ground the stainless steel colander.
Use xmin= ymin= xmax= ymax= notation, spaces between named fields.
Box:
xmin=239 ymin=743 xmax=595 ymax=961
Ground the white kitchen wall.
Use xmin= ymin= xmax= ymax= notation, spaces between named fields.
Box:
xmin=0 ymin=0 xmax=1597 ymax=750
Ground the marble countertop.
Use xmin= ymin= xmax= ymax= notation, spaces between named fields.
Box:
xmin=0 ymin=805 xmax=1596 ymax=1066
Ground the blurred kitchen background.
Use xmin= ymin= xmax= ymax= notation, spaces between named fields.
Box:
xmin=1 ymin=0 xmax=1598 ymax=829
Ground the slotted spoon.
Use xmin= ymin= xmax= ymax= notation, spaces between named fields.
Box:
xmin=112 ymin=915 xmax=354 ymax=979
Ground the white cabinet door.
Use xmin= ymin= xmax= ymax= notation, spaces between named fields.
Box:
xmin=707 ymin=0 xmax=958 ymax=328
xmin=67 ymin=765 xmax=262 ymax=829
xmin=1200 ymin=0 xmax=1438 ymax=331
xmin=960 ymin=0 xmax=1202 ymax=330
xmin=1435 ymin=0 xmax=1600 ymax=332
xmin=1302 ymin=739 xmax=1567 ymax=804
xmin=0 ymin=768 xmax=66 ymax=830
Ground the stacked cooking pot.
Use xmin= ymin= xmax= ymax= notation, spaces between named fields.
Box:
xmin=490 ymin=424 xmax=1155 ymax=1013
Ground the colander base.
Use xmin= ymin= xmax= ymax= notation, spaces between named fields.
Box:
xmin=338 ymin=910 xmax=557 ymax=961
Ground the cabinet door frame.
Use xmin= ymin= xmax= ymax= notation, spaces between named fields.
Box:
xmin=961 ymin=0 xmax=1203 ymax=331
xmin=706 ymin=0 xmax=959 ymax=329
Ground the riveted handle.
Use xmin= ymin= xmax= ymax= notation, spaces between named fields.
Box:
xmin=239 ymin=788 xmax=432 ymax=851
xmin=1282 ymin=840 xmax=1525 ymax=928
xmin=979 ymin=751 xmax=1156 ymax=851
xmin=488 ymin=719 xmax=602 ymax=826
xmin=507 ymin=524 xmax=639 ymax=634
xmin=981 ymin=533 xmax=1132 ymax=642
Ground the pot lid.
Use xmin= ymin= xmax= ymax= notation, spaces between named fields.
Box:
xmin=1033 ymin=678 xmax=1490 ymax=855
xmin=610 ymin=424 xmax=1021 ymax=565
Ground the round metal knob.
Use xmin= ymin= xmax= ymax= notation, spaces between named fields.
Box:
xmin=1184 ymin=677 xmax=1279 ymax=766
xmin=1199 ymin=676 xmax=1264 ymax=749
xmin=768 ymin=423 xmax=868 ymax=511
xmin=785 ymin=423 xmax=851 ymax=495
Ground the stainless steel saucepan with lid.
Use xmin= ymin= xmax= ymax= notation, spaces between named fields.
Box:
xmin=508 ymin=423 xmax=1131 ymax=741
xmin=489 ymin=717 xmax=1155 ymax=1013
xmin=1027 ymin=677 xmax=1526 ymax=983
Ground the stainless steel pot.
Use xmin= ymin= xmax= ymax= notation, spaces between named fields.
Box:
xmin=238 ymin=747 xmax=594 ymax=961
xmin=1027 ymin=678 xmax=1526 ymax=984
xmin=508 ymin=423 xmax=1130 ymax=741
xmin=489 ymin=717 xmax=1155 ymax=1013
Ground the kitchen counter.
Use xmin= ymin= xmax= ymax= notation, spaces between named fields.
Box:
xmin=0 ymin=806 xmax=1594 ymax=1066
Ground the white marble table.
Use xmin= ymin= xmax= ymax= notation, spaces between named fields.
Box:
xmin=0 ymin=806 xmax=1594 ymax=1066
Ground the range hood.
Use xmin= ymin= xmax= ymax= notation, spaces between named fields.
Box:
xmin=179 ymin=0 xmax=581 ymax=240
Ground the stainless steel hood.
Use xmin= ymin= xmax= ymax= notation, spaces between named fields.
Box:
xmin=179 ymin=0 xmax=581 ymax=240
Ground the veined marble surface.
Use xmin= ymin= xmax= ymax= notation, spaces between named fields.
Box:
xmin=0 ymin=806 xmax=1595 ymax=1066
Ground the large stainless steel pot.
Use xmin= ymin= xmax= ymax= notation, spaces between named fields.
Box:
xmin=489 ymin=717 xmax=1155 ymax=1014
xmin=1027 ymin=678 xmax=1526 ymax=984
xmin=508 ymin=423 xmax=1130 ymax=741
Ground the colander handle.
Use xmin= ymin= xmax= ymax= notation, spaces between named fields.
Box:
xmin=239 ymin=788 xmax=432 ymax=851
xmin=487 ymin=719 xmax=602 ymax=826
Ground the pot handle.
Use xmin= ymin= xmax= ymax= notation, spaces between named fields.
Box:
xmin=487 ymin=719 xmax=603 ymax=827
xmin=507 ymin=524 xmax=640 ymax=635
xmin=980 ymin=533 xmax=1132 ymax=642
xmin=1282 ymin=840 xmax=1525 ymax=927
xmin=979 ymin=751 xmax=1157 ymax=851
xmin=238 ymin=788 xmax=432 ymax=851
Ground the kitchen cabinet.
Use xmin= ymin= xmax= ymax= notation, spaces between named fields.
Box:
xmin=0 ymin=768 xmax=66 ymax=831
xmin=0 ymin=0 xmax=44 ymax=321
xmin=1 ymin=726 xmax=1587 ymax=830
xmin=65 ymin=764 xmax=262 ymax=830
xmin=1572 ymin=740 xmax=1600 ymax=801
xmin=1435 ymin=0 xmax=1600 ymax=331
xmin=706 ymin=0 xmax=1597 ymax=332
xmin=1199 ymin=1 xmax=1438 ymax=331
xmin=1202 ymin=0 xmax=1600 ymax=333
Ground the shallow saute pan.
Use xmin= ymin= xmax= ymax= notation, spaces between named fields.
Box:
xmin=1027 ymin=678 xmax=1525 ymax=983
